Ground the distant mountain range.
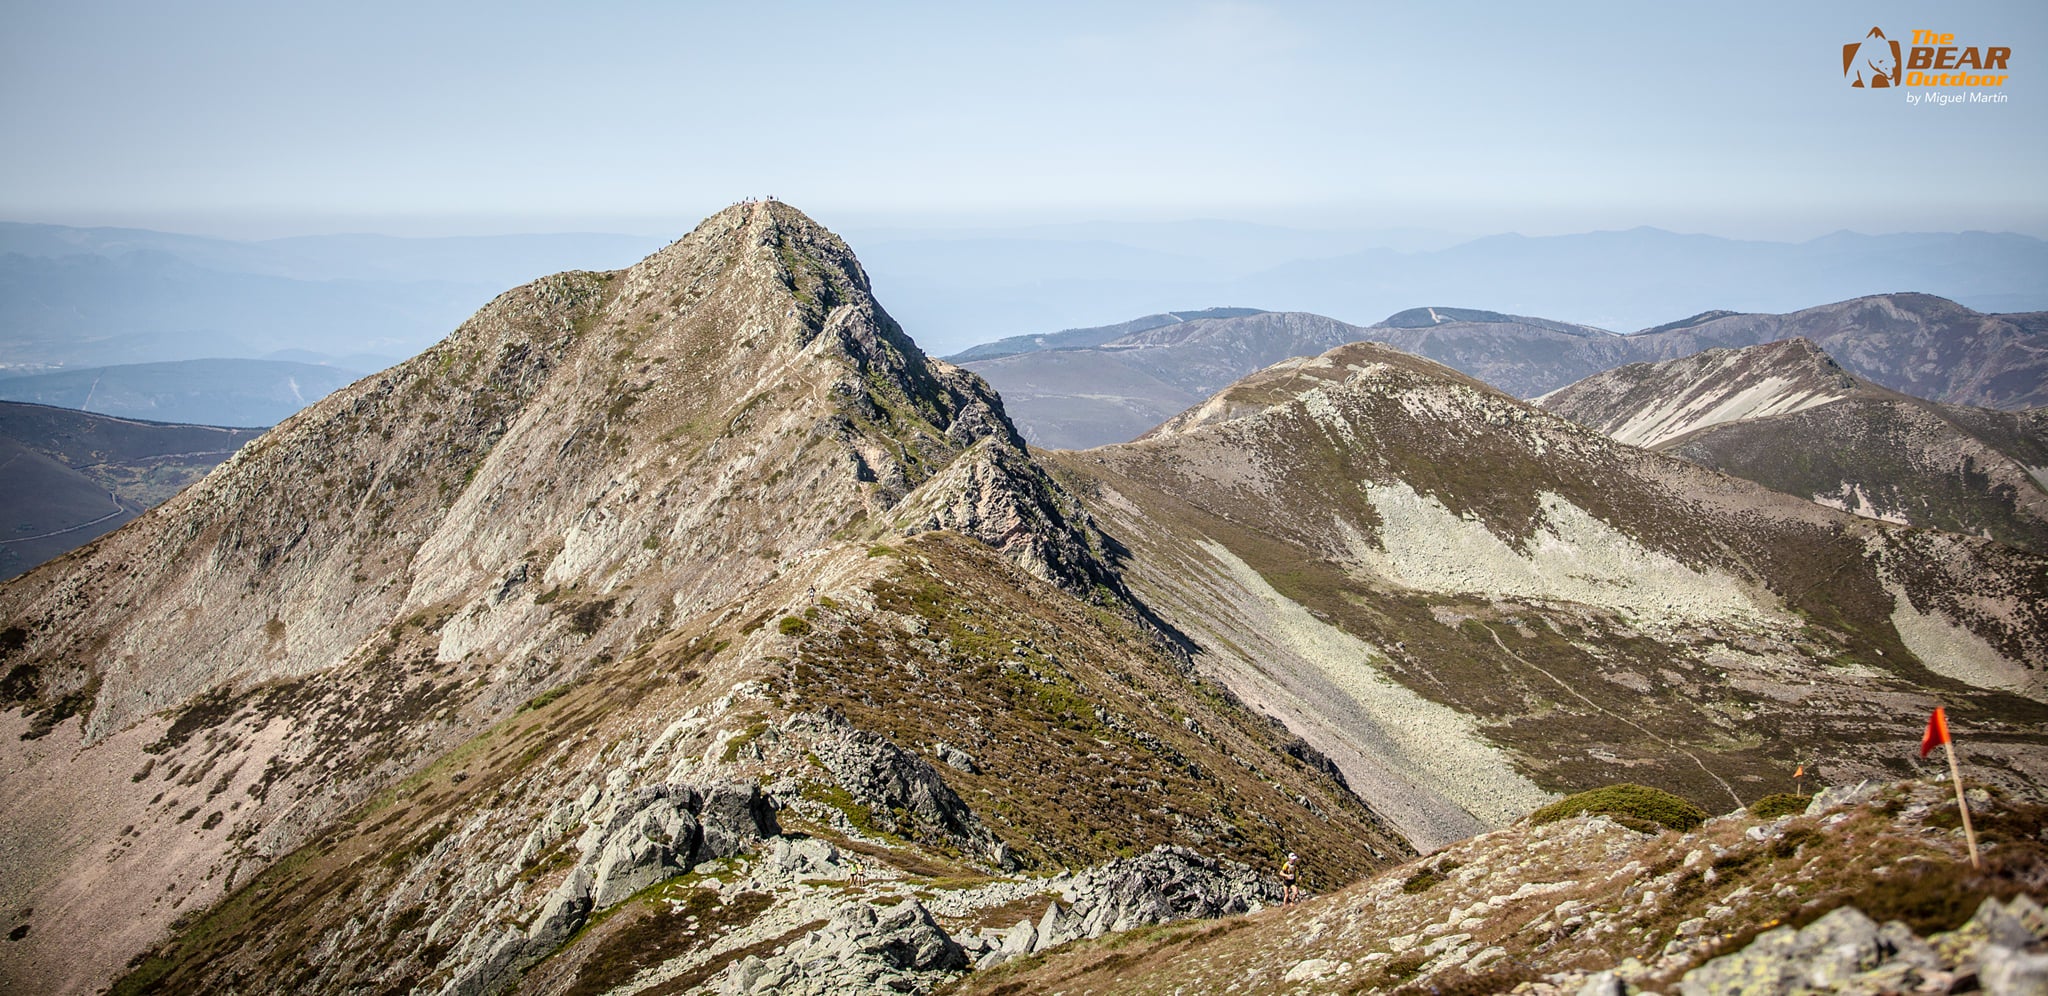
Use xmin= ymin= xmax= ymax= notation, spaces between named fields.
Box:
xmin=0 ymin=358 xmax=363 ymax=427
xmin=867 ymin=226 xmax=2048 ymax=355
xmin=11 ymin=220 xmax=2045 ymax=371
xmin=1540 ymin=338 xmax=2048 ymax=554
xmin=943 ymin=307 xmax=1267 ymax=362
xmin=965 ymin=294 xmax=2048 ymax=449
xmin=961 ymin=311 xmax=1371 ymax=449
xmin=0 ymin=401 xmax=257 ymax=579
xmin=0 ymin=223 xmax=666 ymax=369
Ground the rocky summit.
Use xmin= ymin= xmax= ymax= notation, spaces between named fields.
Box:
xmin=1 ymin=202 xmax=2043 ymax=996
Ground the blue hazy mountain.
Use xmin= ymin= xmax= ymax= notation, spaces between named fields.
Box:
xmin=0 ymin=224 xmax=667 ymax=368
xmin=0 ymin=359 xmax=364 ymax=427
xmin=871 ymin=226 xmax=2048 ymax=356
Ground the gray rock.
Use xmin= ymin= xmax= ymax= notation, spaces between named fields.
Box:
xmin=1981 ymin=944 xmax=2048 ymax=996
xmin=2009 ymin=893 xmax=2048 ymax=940
xmin=1057 ymin=845 xmax=1279 ymax=940
xmin=1967 ymin=895 xmax=2045 ymax=951
xmin=1879 ymin=919 xmax=1942 ymax=971
xmin=1679 ymin=908 xmax=1885 ymax=996
xmin=1803 ymin=779 xmax=1876 ymax=816
xmin=933 ymin=740 xmax=979 ymax=774
xmin=722 ymin=897 xmax=965 ymax=994
xmin=1002 ymin=917 xmax=1037 ymax=956
xmin=589 ymin=789 xmax=700 ymax=908
xmin=767 ymin=836 xmax=842 ymax=878
xmin=697 ymin=781 xmax=779 ymax=862
xmin=1801 ymin=906 xmax=1886 ymax=989
xmin=527 ymin=866 xmax=594 ymax=947
xmin=1576 ymin=970 xmax=1628 ymax=996
xmin=810 ymin=724 xmax=981 ymax=841
xmin=861 ymin=898 xmax=967 ymax=971
xmin=1035 ymin=901 xmax=1070 ymax=952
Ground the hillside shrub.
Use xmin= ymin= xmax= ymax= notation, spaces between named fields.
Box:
xmin=1530 ymin=783 xmax=1707 ymax=833
xmin=1749 ymin=793 xmax=1812 ymax=820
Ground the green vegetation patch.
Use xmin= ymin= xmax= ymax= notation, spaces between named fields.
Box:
xmin=1400 ymin=857 xmax=1464 ymax=895
xmin=1530 ymin=783 xmax=1707 ymax=833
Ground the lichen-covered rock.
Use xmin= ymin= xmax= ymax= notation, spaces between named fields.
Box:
xmin=717 ymin=897 xmax=964 ymax=995
xmin=1982 ymin=943 xmax=2048 ymax=995
xmin=1680 ymin=897 xmax=2048 ymax=996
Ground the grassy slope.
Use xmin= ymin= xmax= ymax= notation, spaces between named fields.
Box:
xmin=1047 ymin=344 xmax=2048 ymax=818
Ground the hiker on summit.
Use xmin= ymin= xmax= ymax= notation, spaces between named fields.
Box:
xmin=1279 ymin=853 xmax=1301 ymax=906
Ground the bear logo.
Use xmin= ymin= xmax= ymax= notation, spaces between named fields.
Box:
xmin=1843 ymin=26 xmax=1902 ymax=88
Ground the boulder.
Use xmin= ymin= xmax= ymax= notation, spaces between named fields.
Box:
xmin=1678 ymin=907 xmax=1883 ymax=996
xmin=1059 ymin=845 xmax=1278 ymax=940
xmin=766 ymin=836 xmax=843 ymax=878
xmin=589 ymin=789 xmax=700 ymax=908
xmin=527 ymin=866 xmax=594 ymax=948
xmin=697 ymin=781 xmax=779 ymax=861
xmin=1981 ymin=944 xmax=2048 ymax=996
xmin=1802 ymin=780 xmax=1876 ymax=816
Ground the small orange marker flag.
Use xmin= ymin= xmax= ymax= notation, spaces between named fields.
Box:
xmin=1921 ymin=706 xmax=1979 ymax=869
xmin=1920 ymin=707 xmax=1950 ymax=758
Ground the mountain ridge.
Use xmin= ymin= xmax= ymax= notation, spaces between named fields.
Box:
xmin=962 ymin=293 xmax=2048 ymax=450
xmin=0 ymin=202 xmax=1406 ymax=995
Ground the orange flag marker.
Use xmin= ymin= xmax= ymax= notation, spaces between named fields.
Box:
xmin=1921 ymin=707 xmax=1980 ymax=869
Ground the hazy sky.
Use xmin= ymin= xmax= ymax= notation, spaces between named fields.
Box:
xmin=3 ymin=0 xmax=2044 ymax=239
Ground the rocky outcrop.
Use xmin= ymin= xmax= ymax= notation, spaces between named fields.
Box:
xmin=967 ymin=845 xmax=1278 ymax=969
xmin=1677 ymin=896 xmax=2048 ymax=996
xmin=808 ymin=722 xmax=984 ymax=844
xmin=891 ymin=435 xmax=1123 ymax=595
xmin=717 ymin=898 xmax=965 ymax=995
xmin=440 ymin=780 xmax=777 ymax=996
xmin=1059 ymin=844 xmax=1279 ymax=938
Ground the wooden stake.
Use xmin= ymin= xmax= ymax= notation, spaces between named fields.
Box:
xmin=1940 ymin=735 xmax=1981 ymax=869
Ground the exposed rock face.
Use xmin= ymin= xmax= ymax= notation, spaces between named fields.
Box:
xmin=441 ymin=780 xmax=779 ymax=996
xmin=0 ymin=201 xmax=1088 ymax=992
xmin=1536 ymin=337 xmax=1862 ymax=448
xmin=967 ymin=845 xmax=1280 ymax=970
xmin=1540 ymin=337 xmax=2048 ymax=554
xmin=890 ymin=436 xmax=1123 ymax=594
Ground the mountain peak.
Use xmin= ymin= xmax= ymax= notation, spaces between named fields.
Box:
xmin=1537 ymin=336 xmax=1867 ymax=448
